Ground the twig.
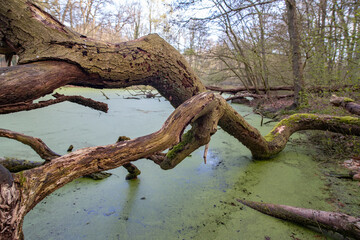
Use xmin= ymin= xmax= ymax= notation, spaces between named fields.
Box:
xmin=203 ymin=143 xmax=209 ymax=164
xmin=53 ymin=93 xmax=108 ymax=112
xmin=100 ymin=91 xmax=110 ymax=100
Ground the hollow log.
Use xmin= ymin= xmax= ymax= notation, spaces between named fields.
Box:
xmin=237 ymin=199 xmax=360 ymax=239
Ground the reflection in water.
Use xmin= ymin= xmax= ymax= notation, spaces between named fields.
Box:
xmin=0 ymin=88 xmax=334 ymax=239
xmin=121 ymin=180 xmax=140 ymax=227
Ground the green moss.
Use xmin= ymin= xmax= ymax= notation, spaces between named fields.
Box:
xmin=334 ymin=116 xmax=360 ymax=125
xmin=264 ymin=114 xmax=320 ymax=143
xmin=343 ymin=97 xmax=354 ymax=102
xmin=166 ymin=130 xmax=194 ymax=160
xmin=18 ymin=171 xmax=27 ymax=186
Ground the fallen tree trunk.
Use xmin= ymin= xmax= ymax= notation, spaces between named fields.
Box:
xmin=226 ymin=93 xmax=294 ymax=101
xmin=237 ymin=199 xmax=360 ymax=239
xmin=206 ymin=85 xmax=360 ymax=95
xmin=330 ymin=95 xmax=360 ymax=116
xmin=206 ymin=85 xmax=293 ymax=94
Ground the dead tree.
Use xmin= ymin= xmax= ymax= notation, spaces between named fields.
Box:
xmin=1 ymin=0 xmax=360 ymax=238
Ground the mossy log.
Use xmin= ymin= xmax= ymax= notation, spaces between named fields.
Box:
xmin=1 ymin=1 xmax=360 ymax=239
xmin=0 ymin=158 xmax=42 ymax=172
xmin=238 ymin=199 xmax=360 ymax=239
xmin=330 ymin=95 xmax=360 ymax=116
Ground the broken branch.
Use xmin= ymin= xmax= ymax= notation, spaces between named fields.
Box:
xmin=0 ymin=128 xmax=60 ymax=161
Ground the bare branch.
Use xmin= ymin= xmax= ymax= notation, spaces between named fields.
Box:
xmin=0 ymin=93 xmax=108 ymax=114
xmin=0 ymin=129 xmax=60 ymax=161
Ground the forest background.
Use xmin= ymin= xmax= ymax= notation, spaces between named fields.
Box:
xmin=2 ymin=0 xmax=359 ymax=96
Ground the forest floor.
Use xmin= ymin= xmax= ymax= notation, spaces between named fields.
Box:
xmin=251 ymin=91 xmax=360 ymax=217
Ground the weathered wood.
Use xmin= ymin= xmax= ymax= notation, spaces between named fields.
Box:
xmin=0 ymin=0 xmax=206 ymax=108
xmin=330 ymin=95 xmax=360 ymax=116
xmin=116 ymin=136 xmax=141 ymax=180
xmin=0 ymin=61 xmax=87 ymax=105
xmin=238 ymin=199 xmax=360 ymax=239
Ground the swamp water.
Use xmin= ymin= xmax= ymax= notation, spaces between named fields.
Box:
xmin=0 ymin=88 xmax=336 ymax=239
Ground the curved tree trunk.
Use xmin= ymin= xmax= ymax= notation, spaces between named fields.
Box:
xmin=1 ymin=1 xmax=360 ymax=239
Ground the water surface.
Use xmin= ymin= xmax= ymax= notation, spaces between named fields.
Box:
xmin=0 ymin=88 xmax=334 ymax=239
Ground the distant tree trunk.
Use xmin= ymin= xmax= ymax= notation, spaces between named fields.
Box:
xmin=285 ymin=0 xmax=304 ymax=107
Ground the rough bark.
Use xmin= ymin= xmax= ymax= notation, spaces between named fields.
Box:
xmin=330 ymin=95 xmax=360 ymax=116
xmin=0 ymin=0 xmax=206 ymax=108
xmin=238 ymin=200 xmax=360 ymax=239
xmin=285 ymin=0 xmax=304 ymax=107
xmin=0 ymin=166 xmax=23 ymax=240
xmin=0 ymin=61 xmax=88 ymax=106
